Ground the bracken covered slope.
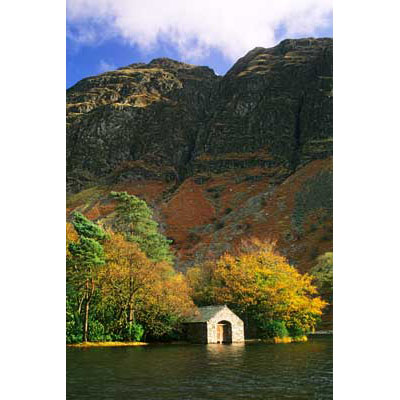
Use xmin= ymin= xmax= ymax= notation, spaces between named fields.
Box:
xmin=67 ymin=38 xmax=333 ymax=286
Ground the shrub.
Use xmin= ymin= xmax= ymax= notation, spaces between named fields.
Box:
xmin=287 ymin=323 xmax=306 ymax=338
xmin=88 ymin=320 xmax=108 ymax=342
xmin=122 ymin=323 xmax=144 ymax=342
xmin=259 ymin=320 xmax=289 ymax=339
xmin=66 ymin=320 xmax=83 ymax=344
xmin=66 ymin=299 xmax=83 ymax=344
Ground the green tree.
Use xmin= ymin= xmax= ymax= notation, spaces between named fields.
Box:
xmin=67 ymin=212 xmax=107 ymax=342
xmin=110 ymin=191 xmax=173 ymax=263
xmin=310 ymin=252 xmax=333 ymax=303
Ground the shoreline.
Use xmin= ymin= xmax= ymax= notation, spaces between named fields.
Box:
xmin=67 ymin=335 xmax=326 ymax=347
xmin=246 ymin=336 xmax=308 ymax=344
xmin=309 ymin=330 xmax=333 ymax=335
xmin=67 ymin=341 xmax=149 ymax=348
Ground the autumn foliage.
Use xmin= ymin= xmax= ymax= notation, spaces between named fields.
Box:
xmin=187 ymin=238 xmax=327 ymax=337
xmin=67 ymin=193 xmax=328 ymax=343
xmin=66 ymin=195 xmax=194 ymax=343
xmin=100 ymin=232 xmax=194 ymax=340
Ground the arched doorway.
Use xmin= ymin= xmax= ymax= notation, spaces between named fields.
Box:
xmin=216 ymin=321 xmax=232 ymax=343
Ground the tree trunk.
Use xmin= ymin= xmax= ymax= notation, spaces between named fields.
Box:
xmin=83 ymin=297 xmax=89 ymax=342
xmin=78 ymin=295 xmax=85 ymax=315
xmin=127 ymin=276 xmax=135 ymax=340
xmin=82 ymin=278 xmax=94 ymax=342
xmin=128 ymin=304 xmax=135 ymax=325
xmin=128 ymin=304 xmax=133 ymax=322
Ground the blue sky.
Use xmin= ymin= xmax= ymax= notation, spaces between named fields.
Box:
xmin=67 ymin=35 xmax=238 ymax=88
xmin=67 ymin=1 xmax=332 ymax=89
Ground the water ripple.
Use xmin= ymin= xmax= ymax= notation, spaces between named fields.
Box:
xmin=67 ymin=337 xmax=332 ymax=400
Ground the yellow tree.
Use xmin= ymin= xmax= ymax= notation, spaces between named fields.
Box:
xmin=66 ymin=222 xmax=78 ymax=258
xmin=188 ymin=239 xmax=327 ymax=335
xmin=186 ymin=261 xmax=215 ymax=306
xmin=136 ymin=264 xmax=195 ymax=339
xmin=101 ymin=232 xmax=156 ymax=338
xmin=101 ymin=232 xmax=195 ymax=340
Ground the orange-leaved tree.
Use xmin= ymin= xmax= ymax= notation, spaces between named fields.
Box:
xmin=135 ymin=265 xmax=195 ymax=340
xmin=101 ymin=231 xmax=195 ymax=341
xmin=100 ymin=231 xmax=156 ymax=340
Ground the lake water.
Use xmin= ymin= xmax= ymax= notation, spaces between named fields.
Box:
xmin=67 ymin=336 xmax=332 ymax=400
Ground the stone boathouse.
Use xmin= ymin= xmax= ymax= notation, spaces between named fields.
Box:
xmin=184 ymin=305 xmax=244 ymax=344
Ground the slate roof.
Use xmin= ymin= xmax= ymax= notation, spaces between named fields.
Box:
xmin=185 ymin=305 xmax=228 ymax=323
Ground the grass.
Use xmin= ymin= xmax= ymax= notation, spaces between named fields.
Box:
xmin=66 ymin=186 xmax=106 ymax=209
xmin=111 ymin=68 xmax=164 ymax=75
xmin=67 ymin=341 xmax=149 ymax=348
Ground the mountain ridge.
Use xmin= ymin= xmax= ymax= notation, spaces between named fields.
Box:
xmin=66 ymin=37 xmax=332 ymax=292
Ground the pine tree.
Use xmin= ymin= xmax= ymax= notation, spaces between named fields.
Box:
xmin=110 ymin=191 xmax=173 ymax=263
xmin=67 ymin=212 xmax=107 ymax=342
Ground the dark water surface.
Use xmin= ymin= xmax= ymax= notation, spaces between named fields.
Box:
xmin=67 ymin=336 xmax=332 ymax=400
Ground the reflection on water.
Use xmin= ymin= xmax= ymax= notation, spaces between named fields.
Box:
xmin=206 ymin=342 xmax=245 ymax=356
xmin=67 ymin=337 xmax=332 ymax=400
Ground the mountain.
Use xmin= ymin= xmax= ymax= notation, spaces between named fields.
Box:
xmin=66 ymin=38 xmax=333 ymax=280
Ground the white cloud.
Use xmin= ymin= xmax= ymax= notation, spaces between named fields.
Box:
xmin=98 ymin=59 xmax=117 ymax=73
xmin=67 ymin=0 xmax=332 ymax=62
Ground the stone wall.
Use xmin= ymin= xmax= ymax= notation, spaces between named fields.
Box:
xmin=185 ymin=306 xmax=245 ymax=343
xmin=207 ymin=307 xmax=244 ymax=343
xmin=185 ymin=322 xmax=208 ymax=344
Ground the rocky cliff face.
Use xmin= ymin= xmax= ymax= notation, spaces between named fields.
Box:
xmin=67 ymin=38 xmax=333 ymax=288
xmin=194 ymin=38 xmax=332 ymax=171
xmin=67 ymin=58 xmax=220 ymax=190
xmin=67 ymin=38 xmax=332 ymax=191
